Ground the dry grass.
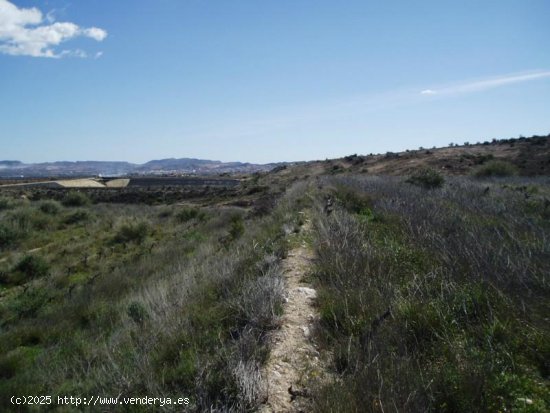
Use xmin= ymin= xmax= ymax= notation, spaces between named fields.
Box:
xmin=55 ymin=178 xmax=106 ymax=188
xmin=0 ymin=182 xmax=310 ymax=411
xmin=105 ymin=178 xmax=130 ymax=188
xmin=309 ymin=175 xmax=550 ymax=412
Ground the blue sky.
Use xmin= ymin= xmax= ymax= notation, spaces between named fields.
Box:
xmin=1 ymin=0 xmax=549 ymax=163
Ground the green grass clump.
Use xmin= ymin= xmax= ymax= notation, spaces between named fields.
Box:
xmin=9 ymin=208 xmax=51 ymax=232
xmin=406 ymin=167 xmax=445 ymax=188
xmin=0 ymin=223 xmax=22 ymax=250
xmin=38 ymin=200 xmax=61 ymax=215
xmin=113 ymin=221 xmax=150 ymax=244
xmin=0 ymin=207 xmax=51 ymax=250
xmin=334 ymin=184 xmax=373 ymax=213
xmin=62 ymin=191 xmax=90 ymax=207
xmin=63 ymin=210 xmax=90 ymax=225
xmin=473 ymin=160 xmax=518 ymax=177
xmin=0 ymin=197 xmax=15 ymax=210
xmin=127 ymin=301 xmax=148 ymax=324
xmin=175 ymin=207 xmax=206 ymax=223
xmin=10 ymin=255 xmax=50 ymax=284
xmin=0 ymin=347 xmax=40 ymax=380
xmin=228 ymin=214 xmax=245 ymax=240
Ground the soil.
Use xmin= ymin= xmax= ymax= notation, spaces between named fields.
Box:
xmin=259 ymin=219 xmax=324 ymax=413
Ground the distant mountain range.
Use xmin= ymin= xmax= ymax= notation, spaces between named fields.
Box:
xmin=0 ymin=158 xmax=284 ymax=177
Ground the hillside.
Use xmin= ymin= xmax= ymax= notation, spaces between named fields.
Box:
xmin=271 ymin=134 xmax=550 ymax=181
xmin=0 ymin=135 xmax=549 ymax=412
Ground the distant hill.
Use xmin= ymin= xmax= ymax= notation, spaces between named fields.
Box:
xmin=3 ymin=134 xmax=549 ymax=178
xmin=0 ymin=157 xmax=283 ymax=178
xmin=269 ymin=133 xmax=550 ymax=179
xmin=0 ymin=160 xmax=23 ymax=168
xmin=136 ymin=158 xmax=268 ymax=174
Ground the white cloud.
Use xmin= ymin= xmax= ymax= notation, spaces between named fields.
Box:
xmin=0 ymin=0 xmax=107 ymax=58
xmin=420 ymin=71 xmax=550 ymax=96
xmin=84 ymin=27 xmax=107 ymax=41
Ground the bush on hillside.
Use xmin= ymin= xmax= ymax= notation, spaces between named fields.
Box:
xmin=0 ymin=224 xmax=21 ymax=250
xmin=39 ymin=200 xmax=62 ymax=215
xmin=113 ymin=221 xmax=150 ymax=244
xmin=62 ymin=191 xmax=90 ymax=207
xmin=473 ymin=160 xmax=518 ymax=177
xmin=334 ymin=185 xmax=373 ymax=213
xmin=11 ymin=255 xmax=50 ymax=284
xmin=176 ymin=207 xmax=206 ymax=223
xmin=63 ymin=210 xmax=90 ymax=225
xmin=0 ymin=197 xmax=15 ymax=211
xmin=406 ymin=168 xmax=445 ymax=189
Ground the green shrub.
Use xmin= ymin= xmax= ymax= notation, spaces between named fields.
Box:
xmin=113 ymin=221 xmax=150 ymax=244
xmin=406 ymin=168 xmax=445 ymax=189
xmin=176 ymin=207 xmax=206 ymax=223
xmin=10 ymin=208 xmax=51 ymax=231
xmin=229 ymin=215 xmax=244 ymax=240
xmin=334 ymin=185 xmax=373 ymax=213
xmin=12 ymin=255 xmax=50 ymax=283
xmin=63 ymin=210 xmax=90 ymax=225
xmin=0 ymin=208 xmax=48 ymax=249
xmin=157 ymin=207 xmax=173 ymax=218
xmin=62 ymin=191 xmax=90 ymax=207
xmin=0 ymin=197 xmax=14 ymax=211
xmin=0 ymin=224 xmax=21 ymax=250
xmin=127 ymin=301 xmax=148 ymax=324
xmin=38 ymin=200 xmax=61 ymax=215
xmin=473 ymin=160 xmax=518 ymax=177
xmin=0 ymin=347 xmax=40 ymax=379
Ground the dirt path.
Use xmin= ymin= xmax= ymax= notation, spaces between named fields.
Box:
xmin=259 ymin=219 xmax=323 ymax=413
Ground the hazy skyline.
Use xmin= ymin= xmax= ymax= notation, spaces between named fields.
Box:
xmin=1 ymin=0 xmax=549 ymax=163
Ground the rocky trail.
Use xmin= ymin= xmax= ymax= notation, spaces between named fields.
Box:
xmin=259 ymin=217 xmax=325 ymax=412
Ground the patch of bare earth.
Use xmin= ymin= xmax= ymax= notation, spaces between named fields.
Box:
xmin=259 ymin=219 xmax=324 ymax=413
xmin=56 ymin=178 xmax=105 ymax=188
xmin=105 ymin=178 xmax=130 ymax=188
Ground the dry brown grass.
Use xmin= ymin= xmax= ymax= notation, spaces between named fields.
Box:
xmin=55 ymin=178 xmax=105 ymax=188
xmin=104 ymin=178 xmax=130 ymax=188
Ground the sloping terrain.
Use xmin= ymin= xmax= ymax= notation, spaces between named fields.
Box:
xmin=0 ymin=136 xmax=549 ymax=412
xmin=269 ymin=134 xmax=550 ymax=182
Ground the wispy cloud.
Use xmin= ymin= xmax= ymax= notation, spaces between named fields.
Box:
xmin=420 ymin=71 xmax=550 ymax=96
xmin=0 ymin=0 xmax=107 ymax=58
